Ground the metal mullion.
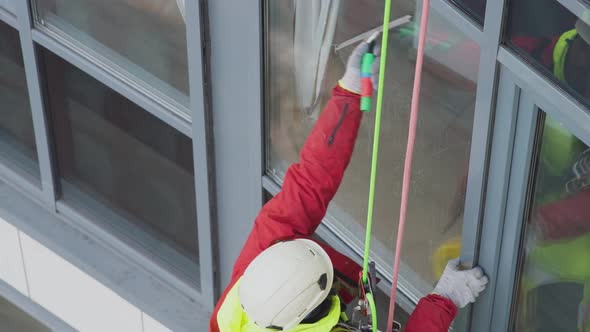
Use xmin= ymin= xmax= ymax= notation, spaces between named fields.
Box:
xmin=489 ymin=89 xmax=539 ymax=332
xmin=184 ymin=0 xmax=216 ymax=309
xmin=470 ymin=69 xmax=521 ymax=331
xmin=207 ymin=0 xmax=264 ymax=291
xmin=30 ymin=29 xmax=193 ymax=137
xmin=15 ymin=1 xmax=56 ymax=211
xmin=460 ymin=0 xmax=508 ymax=270
xmin=498 ymin=47 xmax=590 ymax=148
xmin=431 ymin=0 xmax=483 ymax=42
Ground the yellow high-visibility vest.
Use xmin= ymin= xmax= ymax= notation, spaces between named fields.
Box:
xmin=217 ymin=278 xmax=345 ymax=332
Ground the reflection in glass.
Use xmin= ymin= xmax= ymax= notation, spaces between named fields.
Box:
xmin=450 ymin=0 xmax=486 ymax=25
xmin=0 ymin=20 xmax=39 ymax=179
xmin=507 ymin=0 xmax=590 ymax=107
xmin=34 ymin=0 xmax=189 ymax=104
xmin=0 ymin=295 xmax=51 ymax=332
xmin=42 ymin=49 xmax=199 ymax=279
xmin=514 ymin=114 xmax=590 ymax=331
xmin=265 ymin=1 xmax=480 ymax=294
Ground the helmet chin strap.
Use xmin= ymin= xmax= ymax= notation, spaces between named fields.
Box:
xmin=300 ymin=296 xmax=334 ymax=324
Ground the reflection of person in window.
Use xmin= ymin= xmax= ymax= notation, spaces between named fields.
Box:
xmin=511 ymin=19 xmax=590 ymax=99
xmin=512 ymin=19 xmax=590 ymax=332
xmin=210 ymin=42 xmax=488 ymax=332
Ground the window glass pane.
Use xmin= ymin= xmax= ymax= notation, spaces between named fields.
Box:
xmin=265 ymin=1 xmax=480 ymax=295
xmin=0 ymin=20 xmax=39 ymax=180
xmin=507 ymin=0 xmax=590 ymax=108
xmin=34 ymin=0 xmax=189 ymax=106
xmin=513 ymin=114 xmax=590 ymax=331
xmin=450 ymin=0 xmax=485 ymax=25
xmin=0 ymin=296 xmax=51 ymax=332
xmin=42 ymin=49 xmax=199 ymax=282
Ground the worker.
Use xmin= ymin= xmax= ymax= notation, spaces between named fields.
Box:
xmin=210 ymin=42 xmax=488 ymax=332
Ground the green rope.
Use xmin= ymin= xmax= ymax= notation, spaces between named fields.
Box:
xmin=362 ymin=0 xmax=392 ymax=284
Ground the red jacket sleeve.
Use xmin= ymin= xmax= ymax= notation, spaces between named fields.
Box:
xmin=209 ymin=86 xmax=362 ymax=332
xmin=230 ymin=85 xmax=362 ymax=280
xmin=404 ymin=294 xmax=458 ymax=332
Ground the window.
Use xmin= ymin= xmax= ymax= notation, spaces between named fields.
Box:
xmin=0 ymin=295 xmax=51 ymax=332
xmin=0 ymin=20 xmax=39 ymax=180
xmin=451 ymin=0 xmax=486 ymax=25
xmin=265 ymin=0 xmax=480 ymax=295
xmin=33 ymin=0 xmax=189 ymax=106
xmin=512 ymin=113 xmax=590 ymax=331
xmin=41 ymin=49 xmax=199 ymax=282
xmin=506 ymin=0 xmax=590 ymax=108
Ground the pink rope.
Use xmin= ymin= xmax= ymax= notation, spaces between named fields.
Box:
xmin=386 ymin=1 xmax=431 ymax=330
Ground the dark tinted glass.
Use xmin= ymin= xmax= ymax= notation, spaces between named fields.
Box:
xmin=450 ymin=0 xmax=486 ymax=25
xmin=0 ymin=20 xmax=39 ymax=178
xmin=506 ymin=0 xmax=590 ymax=106
xmin=41 ymin=49 xmax=199 ymax=270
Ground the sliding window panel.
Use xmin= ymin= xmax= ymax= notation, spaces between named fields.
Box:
xmin=510 ymin=111 xmax=590 ymax=331
xmin=506 ymin=0 xmax=590 ymax=109
xmin=32 ymin=0 xmax=189 ymax=108
xmin=40 ymin=49 xmax=200 ymax=285
xmin=264 ymin=0 xmax=480 ymax=297
xmin=0 ymin=20 xmax=39 ymax=181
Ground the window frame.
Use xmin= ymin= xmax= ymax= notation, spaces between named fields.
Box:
xmin=481 ymin=47 xmax=590 ymax=331
xmin=0 ymin=0 xmax=218 ymax=325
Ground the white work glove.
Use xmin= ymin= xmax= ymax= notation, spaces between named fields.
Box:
xmin=432 ymin=258 xmax=489 ymax=308
xmin=339 ymin=41 xmax=381 ymax=94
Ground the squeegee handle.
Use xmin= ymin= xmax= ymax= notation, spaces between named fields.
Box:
xmin=360 ymin=40 xmax=376 ymax=112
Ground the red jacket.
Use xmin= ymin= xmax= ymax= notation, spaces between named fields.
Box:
xmin=210 ymin=86 xmax=457 ymax=331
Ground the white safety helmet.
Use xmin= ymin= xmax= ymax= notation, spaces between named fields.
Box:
xmin=238 ymin=239 xmax=334 ymax=331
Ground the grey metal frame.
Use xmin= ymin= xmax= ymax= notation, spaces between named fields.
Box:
xmin=469 ymin=68 xmax=521 ymax=331
xmin=488 ymin=74 xmax=539 ymax=332
xmin=206 ymin=0 xmax=264 ymax=292
xmin=185 ymin=0 xmax=217 ymax=307
xmin=0 ymin=6 xmax=16 ymax=29
xmin=16 ymin=0 xmax=57 ymax=210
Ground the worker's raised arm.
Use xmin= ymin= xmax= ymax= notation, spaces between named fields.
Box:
xmin=230 ymin=42 xmax=379 ymax=279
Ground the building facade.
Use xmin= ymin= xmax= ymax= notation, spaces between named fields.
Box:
xmin=0 ymin=0 xmax=589 ymax=331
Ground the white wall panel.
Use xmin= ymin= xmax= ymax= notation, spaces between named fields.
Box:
xmin=20 ymin=233 xmax=143 ymax=332
xmin=0 ymin=217 xmax=27 ymax=295
xmin=142 ymin=313 xmax=173 ymax=332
